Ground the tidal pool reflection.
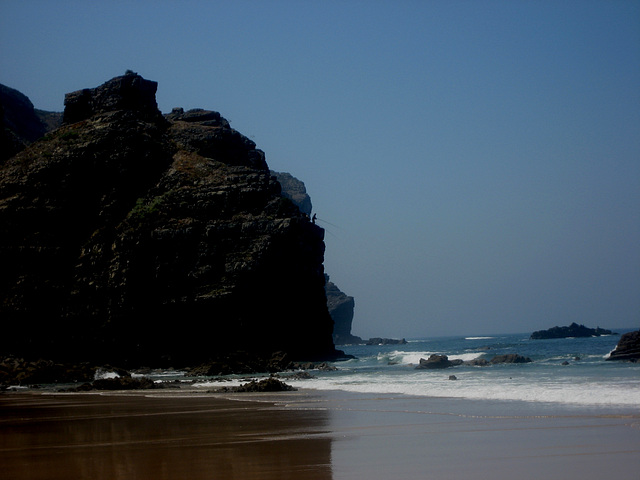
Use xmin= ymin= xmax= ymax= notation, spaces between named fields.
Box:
xmin=0 ymin=393 xmax=333 ymax=480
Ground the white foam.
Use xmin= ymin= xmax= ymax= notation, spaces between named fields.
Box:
xmin=393 ymin=351 xmax=432 ymax=365
xmin=94 ymin=370 xmax=120 ymax=380
xmin=377 ymin=350 xmax=485 ymax=366
xmin=131 ymin=370 xmax=187 ymax=379
xmin=192 ymin=379 xmax=244 ymax=389
xmin=448 ymin=352 xmax=485 ymax=362
xmin=289 ymin=371 xmax=640 ymax=407
xmin=465 ymin=336 xmax=494 ymax=340
xmin=378 ymin=350 xmax=482 ymax=365
xmin=377 ymin=350 xmax=425 ymax=365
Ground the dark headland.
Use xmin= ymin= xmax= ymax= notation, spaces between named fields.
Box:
xmin=0 ymin=72 xmax=350 ymax=385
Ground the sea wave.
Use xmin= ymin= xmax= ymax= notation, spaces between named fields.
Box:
xmin=288 ymin=372 xmax=640 ymax=407
xmin=465 ymin=336 xmax=494 ymax=340
xmin=449 ymin=352 xmax=486 ymax=362
xmin=377 ymin=350 xmax=484 ymax=366
xmin=94 ymin=370 xmax=121 ymax=380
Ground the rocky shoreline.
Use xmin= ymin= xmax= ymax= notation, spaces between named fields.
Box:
xmin=0 ymin=352 xmax=341 ymax=391
xmin=0 ymin=352 xmax=337 ymax=392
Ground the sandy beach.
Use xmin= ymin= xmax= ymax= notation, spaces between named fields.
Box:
xmin=1 ymin=389 xmax=639 ymax=480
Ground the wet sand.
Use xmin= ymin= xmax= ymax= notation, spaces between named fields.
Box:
xmin=1 ymin=389 xmax=639 ymax=480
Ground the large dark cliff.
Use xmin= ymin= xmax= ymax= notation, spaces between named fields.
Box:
xmin=271 ymin=172 xmax=360 ymax=345
xmin=0 ymin=72 xmax=340 ymax=367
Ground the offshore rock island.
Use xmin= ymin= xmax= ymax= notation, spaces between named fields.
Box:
xmin=0 ymin=72 xmax=345 ymax=375
xmin=530 ymin=323 xmax=615 ymax=340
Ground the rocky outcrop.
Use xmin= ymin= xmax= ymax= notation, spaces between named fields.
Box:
xmin=63 ymin=70 xmax=162 ymax=124
xmin=0 ymin=83 xmax=61 ymax=162
xmin=230 ymin=377 xmax=296 ymax=392
xmin=68 ymin=376 xmax=158 ymax=392
xmin=325 ymin=276 xmax=361 ymax=344
xmin=531 ymin=323 xmax=614 ymax=339
xmin=416 ymin=355 xmax=463 ymax=369
xmin=185 ymin=351 xmax=295 ymax=376
xmin=489 ymin=354 xmax=532 ymax=364
xmin=606 ymin=330 xmax=640 ymax=362
xmin=0 ymin=72 xmax=341 ymax=369
xmin=271 ymin=171 xmax=312 ymax=216
xmin=464 ymin=358 xmax=490 ymax=366
xmin=0 ymin=356 xmax=96 ymax=386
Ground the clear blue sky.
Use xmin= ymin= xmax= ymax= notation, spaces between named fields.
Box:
xmin=2 ymin=1 xmax=639 ymax=338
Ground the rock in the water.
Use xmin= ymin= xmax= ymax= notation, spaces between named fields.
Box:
xmin=209 ymin=377 xmax=296 ymax=393
xmin=606 ymin=330 xmax=640 ymax=362
xmin=463 ymin=358 xmax=490 ymax=366
xmin=531 ymin=323 xmax=614 ymax=340
xmin=489 ymin=354 xmax=532 ymax=364
xmin=234 ymin=377 xmax=296 ymax=392
xmin=416 ymin=354 xmax=456 ymax=369
xmin=278 ymin=371 xmax=315 ymax=380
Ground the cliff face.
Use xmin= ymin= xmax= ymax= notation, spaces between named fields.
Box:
xmin=0 ymin=84 xmax=62 ymax=162
xmin=325 ymin=277 xmax=361 ymax=345
xmin=271 ymin=171 xmax=312 ymax=216
xmin=271 ymin=172 xmax=360 ymax=345
xmin=0 ymin=73 xmax=338 ymax=367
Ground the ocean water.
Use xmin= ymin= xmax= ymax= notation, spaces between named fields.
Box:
xmin=281 ymin=329 xmax=640 ymax=408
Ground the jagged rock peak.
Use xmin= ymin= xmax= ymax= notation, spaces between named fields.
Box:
xmin=63 ymin=70 xmax=162 ymax=124
xmin=165 ymin=107 xmax=230 ymax=128
xmin=166 ymin=107 xmax=267 ymax=170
